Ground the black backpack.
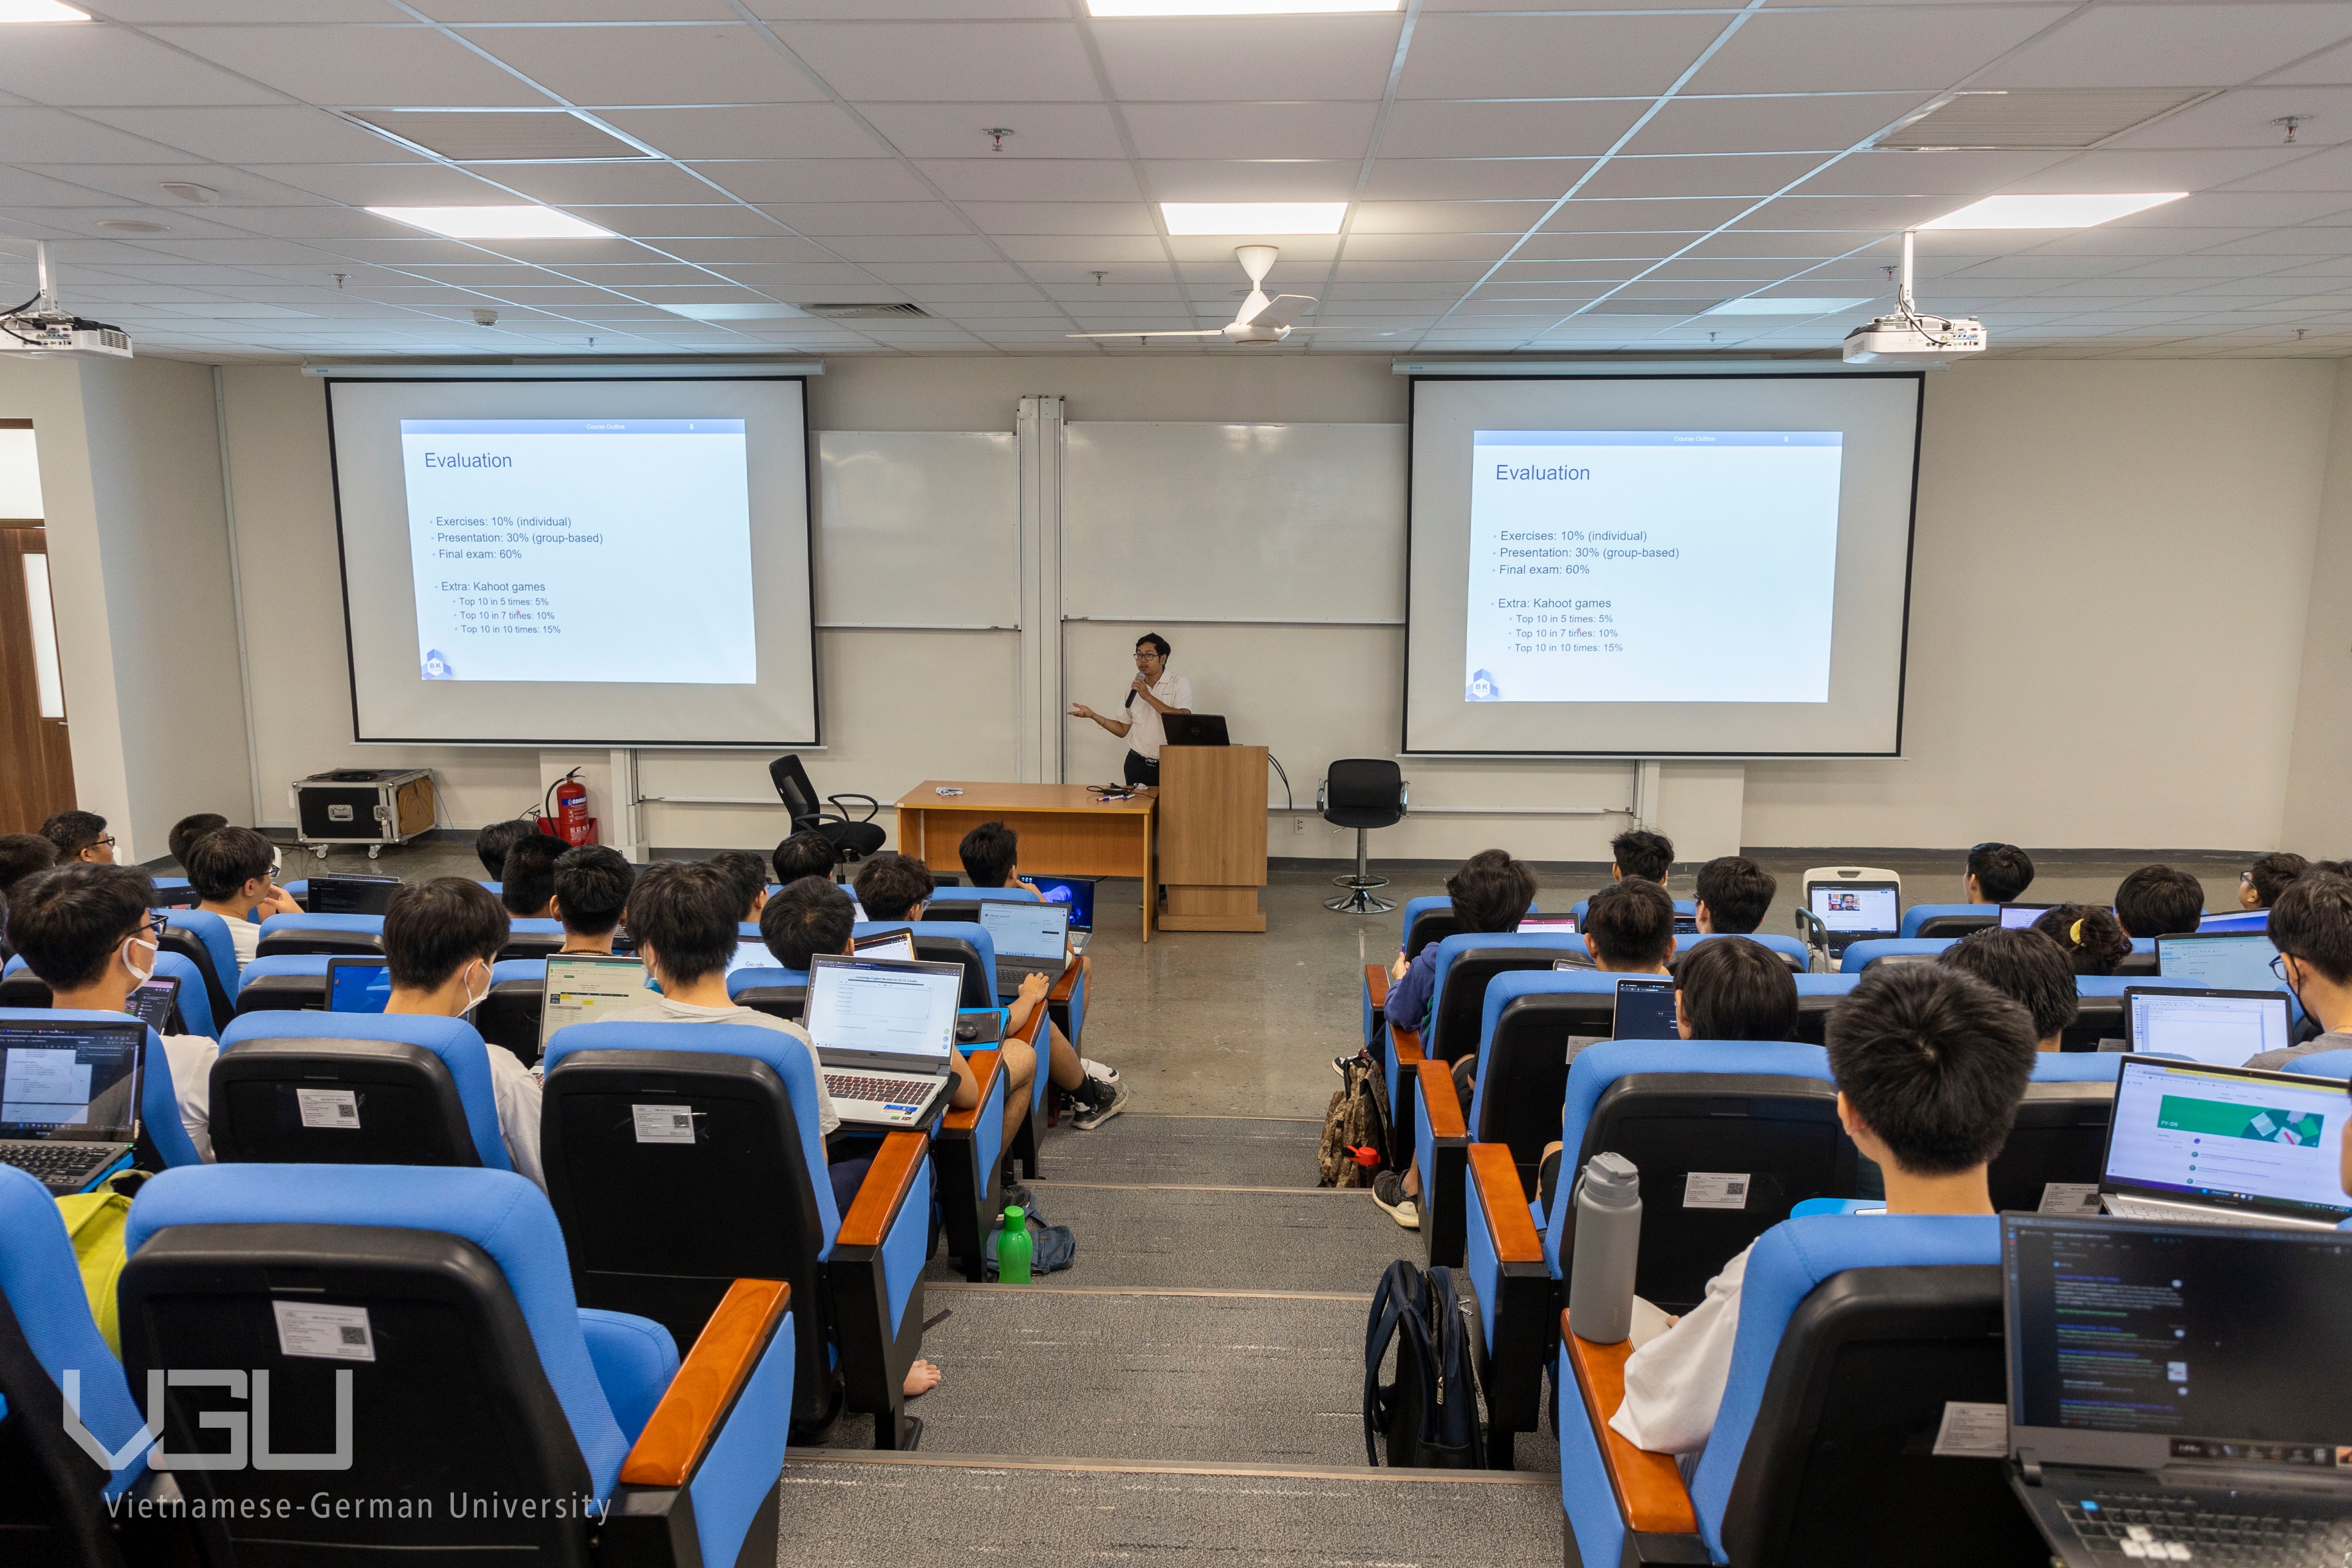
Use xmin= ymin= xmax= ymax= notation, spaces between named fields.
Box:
xmin=1363 ymin=1259 xmax=1485 ymax=1469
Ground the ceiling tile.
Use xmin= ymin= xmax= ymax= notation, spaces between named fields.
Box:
xmin=757 ymin=201 xmax=967 ymax=235
xmin=558 ymin=205 xmax=795 ymax=238
xmin=595 ymin=105 xmax=883 ymax=160
xmin=1793 ymin=150 xmax=2071 ymax=198
xmin=260 ymin=160 xmax=519 ymax=205
xmin=1399 ymin=14 xmax=1730 ymax=100
xmin=431 ymin=0 xmax=741 ymax=17
xmin=956 ymin=201 xmax=1156 ymax=235
xmin=462 ymin=24 xmax=827 ymax=105
xmin=1624 ymin=94 xmax=1930 ymax=158
xmin=1338 ymin=232 xmax=1513 ymax=261
xmin=852 ymin=101 xmax=1121 ymax=160
xmin=1090 ymin=15 xmax=1402 ymax=102
xmin=1380 ymin=99 xmax=1648 ymax=162
xmin=1140 ymin=160 xmax=1354 ymax=202
xmin=691 ymin=160 xmax=934 ymax=203
xmin=1361 ymin=159 xmax=1589 ymax=200
xmin=1579 ymin=153 xmax=1826 ymax=201
xmin=1351 ymin=200 xmax=1550 ymax=234
xmin=918 ymin=159 xmax=1141 ymax=200
xmin=770 ymin=22 xmax=1099 ymax=101
xmin=145 ymin=24 xmax=554 ymax=108
xmin=1122 ymin=101 xmax=1379 ymax=164
xmin=0 ymin=28 xmax=288 ymax=108
xmin=653 ymin=238 xmax=843 ymax=264
xmin=1980 ymin=4 xmax=2352 ymax=89
xmin=994 ymin=235 xmax=1169 ymax=262
xmin=1688 ymin=7 xmax=2071 ymax=97
xmin=70 ymin=106 xmax=424 ymax=164
xmin=479 ymin=160 xmax=727 ymax=205
xmin=0 ymin=108 xmax=213 ymax=165
xmin=1546 ymin=196 xmax=1753 ymax=232
xmin=816 ymin=234 xmax=1005 ymax=262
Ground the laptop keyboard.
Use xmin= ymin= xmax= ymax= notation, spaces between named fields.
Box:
xmin=2105 ymin=1196 xmax=2301 ymax=1228
xmin=0 ymin=1140 xmax=118 ymax=1189
xmin=2061 ymin=1491 xmax=2352 ymax=1564
xmin=825 ymin=1072 xmax=937 ymax=1106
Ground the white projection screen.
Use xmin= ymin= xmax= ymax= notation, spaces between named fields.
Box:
xmin=1405 ymin=372 xmax=1923 ymax=758
xmin=327 ymin=377 xmax=816 ymax=747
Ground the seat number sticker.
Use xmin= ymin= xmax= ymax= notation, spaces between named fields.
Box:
xmin=1932 ymin=1401 xmax=2008 ymax=1458
xmin=273 ymin=1301 xmax=375 ymax=1362
xmin=1683 ymin=1172 xmax=1749 ymax=1210
xmin=633 ymin=1104 xmax=695 ymax=1144
xmin=2038 ymin=1183 xmax=2101 ymax=1216
xmin=296 ymin=1088 xmax=359 ymax=1129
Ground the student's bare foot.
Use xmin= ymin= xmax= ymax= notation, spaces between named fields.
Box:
xmin=903 ymin=1360 xmax=942 ymax=1398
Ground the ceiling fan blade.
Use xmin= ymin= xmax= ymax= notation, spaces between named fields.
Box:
xmin=1066 ymin=329 xmax=1226 ymax=338
xmin=1248 ymin=293 xmax=1317 ymax=330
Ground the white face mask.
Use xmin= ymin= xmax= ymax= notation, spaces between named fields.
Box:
xmin=121 ymin=933 xmax=156 ymax=988
xmin=461 ymin=959 xmax=489 ymax=1015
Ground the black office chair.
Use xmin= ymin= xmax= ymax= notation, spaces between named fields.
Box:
xmin=1320 ymin=759 xmax=1407 ymax=914
xmin=770 ymin=754 xmax=886 ymax=864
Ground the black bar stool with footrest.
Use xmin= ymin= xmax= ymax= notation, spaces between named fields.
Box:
xmin=1320 ymin=760 xmax=1408 ymax=914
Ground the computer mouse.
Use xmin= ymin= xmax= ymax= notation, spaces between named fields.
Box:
xmin=955 ymin=1020 xmax=981 ymax=1044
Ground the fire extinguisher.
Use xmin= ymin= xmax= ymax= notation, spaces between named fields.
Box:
xmin=548 ymin=769 xmax=595 ymax=847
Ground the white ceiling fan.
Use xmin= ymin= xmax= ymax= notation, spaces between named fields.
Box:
xmin=1069 ymin=245 xmax=1327 ymax=345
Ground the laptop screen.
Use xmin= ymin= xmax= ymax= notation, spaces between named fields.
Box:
xmin=0 ymin=1019 xmax=143 ymax=1139
xmin=2103 ymin=1055 xmax=2351 ymax=1224
xmin=2124 ymin=987 xmax=2293 ymax=1068
xmin=978 ymin=900 xmax=1069 ymax=962
xmin=1028 ymin=876 xmax=1093 ymax=931
xmin=852 ymin=930 xmax=916 ymax=963
xmin=1808 ymin=883 xmax=1898 ymax=934
xmin=327 ymin=958 xmax=392 ymax=1013
xmin=2157 ymin=933 xmax=2284 ymax=995
xmin=804 ymin=956 xmax=959 ymax=1068
xmin=1612 ymin=976 xmax=1679 ymax=1041
xmin=127 ymin=977 xmax=179 ymax=1033
xmin=2194 ymin=909 xmax=2269 ymax=934
xmin=541 ymin=956 xmax=647 ymax=1045
xmin=1999 ymin=903 xmax=2055 ymax=930
xmin=2005 ymin=1215 xmax=2352 ymax=1455
xmin=307 ymin=875 xmax=403 ymax=916
xmin=1517 ymin=914 xmax=1577 ymax=936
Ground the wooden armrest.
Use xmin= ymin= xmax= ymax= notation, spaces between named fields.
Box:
xmin=1415 ymin=1058 xmax=1466 ymax=1139
xmin=1561 ymin=1310 xmax=1698 ymax=1536
xmin=1048 ymin=954 xmax=1086 ymax=1005
xmin=619 ymin=1279 xmax=790 ymax=1488
xmin=1389 ymin=1020 xmax=1423 ymax=1068
xmin=1469 ymin=1144 xmax=1542 ymax=1264
xmin=942 ymin=1049 xmax=1001 ymax=1133
xmin=836 ymin=1129 xmax=929 ymax=1249
xmin=1363 ymin=963 xmax=1390 ymax=1008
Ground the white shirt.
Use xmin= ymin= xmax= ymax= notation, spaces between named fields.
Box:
xmin=1124 ymin=672 xmax=1193 ymax=762
xmin=217 ymin=914 xmax=259 ymax=967
xmin=483 ymin=1045 xmax=545 ymax=1189
xmin=1608 ymin=1242 xmax=1754 ymax=1457
xmin=159 ymin=1034 xmax=218 ymax=1162
xmin=588 ymin=997 xmax=839 ymax=1136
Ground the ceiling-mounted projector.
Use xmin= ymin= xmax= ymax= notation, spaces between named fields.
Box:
xmin=1843 ymin=230 xmax=1982 ymax=366
xmin=0 ymin=241 xmax=132 ymax=360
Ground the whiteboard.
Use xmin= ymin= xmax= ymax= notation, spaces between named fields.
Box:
xmin=813 ymin=431 xmax=1018 ymax=628
xmin=1061 ymin=422 xmax=1407 ymax=623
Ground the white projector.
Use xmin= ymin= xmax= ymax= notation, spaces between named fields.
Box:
xmin=1842 ymin=312 xmax=1985 ymax=366
xmin=0 ymin=311 xmax=132 ymax=360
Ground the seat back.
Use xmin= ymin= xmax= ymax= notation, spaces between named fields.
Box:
xmin=2111 ymin=946 xmax=2161 ymax=977
xmin=119 ymin=1164 xmax=626 ymax=1564
xmin=253 ymin=911 xmax=383 ymax=959
xmin=1468 ymin=971 xmax=1620 ymax=1192
xmin=1422 ymin=935 xmax=1588 ymax=1061
xmin=1322 ymin=758 xmax=1403 ymax=828
xmin=2285 ymin=1047 xmax=2352 ymax=1078
xmin=159 ymin=911 xmax=238 ymax=1025
xmin=1897 ymin=903 xmax=1991 ymax=938
xmin=210 ymin=1012 xmax=509 ymax=1170
xmin=0 ymin=1164 xmax=146 ymax=1564
xmin=1547 ymin=1042 xmax=1849 ymax=1314
xmin=1988 ymin=1060 xmax=2117 ymax=1212
xmin=854 ymin=921 xmax=997 ymax=1007
xmin=1569 ymin=896 xmax=1698 ymax=922
xmin=728 ymin=967 xmax=809 ymax=1022
xmin=0 ymin=1011 xmax=202 ymax=1172
xmin=770 ymin=754 xmax=821 ymax=823
xmin=1911 ymin=912 xmax=1998 ymax=939
xmin=0 ymin=951 xmax=216 ymax=1039
xmin=1674 ymin=931 xmax=1810 ymax=974
xmin=500 ymin=918 xmax=566 ymax=961
xmin=1695 ymin=1216 xmax=2040 ymax=1568
xmin=1790 ymin=973 xmax=1861 ymax=1046
xmin=225 ymin=954 xmax=328 ymax=1014
xmin=1399 ymin=896 xmax=1459 ymax=960
xmin=1839 ymin=938 xmax=1956 ymax=973
xmin=540 ymin=1023 xmax=836 ymax=1423
xmin=473 ymin=958 xmax=549 ymax=1066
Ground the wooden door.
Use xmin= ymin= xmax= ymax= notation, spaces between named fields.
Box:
xmin=0 ymin=526 xmax=75 ymax=835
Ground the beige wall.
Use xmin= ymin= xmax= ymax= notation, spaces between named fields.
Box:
xmin=2283 ymin=360 xmax=2352 ymax=858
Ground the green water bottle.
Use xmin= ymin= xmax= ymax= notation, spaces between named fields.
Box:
xmin=997 ymin=1205 xmax=1033 ymax=1284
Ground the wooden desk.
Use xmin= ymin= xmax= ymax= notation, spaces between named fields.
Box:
xmin=892 ymin=782 xmax=1159 ymax=941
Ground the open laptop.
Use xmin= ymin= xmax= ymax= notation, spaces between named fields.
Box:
xmin=2158 ymin=932 xmax=2285 ymax=995
xmin=2124 ymin=986 xmax=2293 ymax=1068
xmin=326 ymin=956 xmax=392 ymax=1013
xmin=1612 ymin=976 xmax=1678 ymax=1041
xmin=978 ymin=900 xmax=1069 ymax=995
xmin=1029 ymin=875 xmax=1094 ymax=952
xmin=2001 ymin=902 xmax=2057 ymax=930
xmin=149 ymin=884 xmax=201 ymax=910
xmin=127 ymin=976 xmax=181 ymax=1035
xmin=306 ymin=873 xmax=403 ymax=916
xmin=1161 ymin=713 xmax=1229 ymax=747
xmin=1518 ymin=913 xmax=1578 ymax=937
xmin=853 ymin=929 xmax=916 ymax=962
xmin=2195 ymin=909 xmax=2271 ymax=935
xmin=1806 ymin=878 xmax=1900 ymax=958
xmin=802 ymin=954 xmax=962 ymax=1128
xmin=0 ymin=1017 xmax=145 ymax=1194
xmin=541 ymin=955 xmax=646 ymax=1049
xmin=2001 ymin=1213 xmax=2352 ymax=1567
xmin=2096 ymin=1054 xmax=2352 ymax=1230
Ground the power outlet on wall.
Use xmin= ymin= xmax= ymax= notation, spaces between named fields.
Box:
xmin=1292 ymin=816 xmax=1306 ymax=835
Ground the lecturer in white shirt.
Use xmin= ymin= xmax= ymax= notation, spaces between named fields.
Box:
xmin=1069 ymin=631 xmax=1191 ymax=788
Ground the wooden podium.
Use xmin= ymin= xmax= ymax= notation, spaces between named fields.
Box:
xmin=1156 ymin=745 xmax=1268 ymax=933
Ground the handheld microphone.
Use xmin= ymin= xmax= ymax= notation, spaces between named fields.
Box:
xmin=1124 ymin=687 xmax=1137 ymax=709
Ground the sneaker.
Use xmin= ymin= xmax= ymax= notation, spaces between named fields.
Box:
xmin=1334 ymin=1051 xmax=1367 ymax=1079
xmin=1372 ymin=1170 xmax=1420 ymax=1231
xmin=1002 ymin=1180 xmax=1036 ymax=1215
xmin=1080 ymin=1057 xmax=1118 ymax=1085
xmin=1069 ymin=1076 xmax=1129 ymax=1131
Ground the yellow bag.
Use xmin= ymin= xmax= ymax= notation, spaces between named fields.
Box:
xmin=53 ymin=1192 xmax=133 ymax=1357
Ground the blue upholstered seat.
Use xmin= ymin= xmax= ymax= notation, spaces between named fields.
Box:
xmin=214 ymin=1009 xmax=512 ymax=1170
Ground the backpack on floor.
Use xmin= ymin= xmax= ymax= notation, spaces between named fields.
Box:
xmin=1362 ymin=1258 xmax=1485 ymax=1469
xmin=1317 ymin=1057 xmax=1391 ymax=1188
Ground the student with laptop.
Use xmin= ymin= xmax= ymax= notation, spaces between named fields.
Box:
xmin=2245 ymin=870 xmax=2352 ymax=1071
xmin=500 ymin=833 xmax=566 ymax=919
xmin=1610 ymin=829 xmax=1673 ymax=889
xmin=167 ymin=812 xmax=227 ymax=869
xmin=1610 ymin=964 xmax=2038 ymax=1457
xmin=2113 ymin=863 xmax=2207 ymax=939
xmin=1966 ymin=841 xmax=2035 ymax=904
xmin=186 ymin=825 xmax=300 ymax=965
xmin=377 ymin=878 xmax=545 ymax=1186
xmin=958 ymin=821 xmax=1046 ymax=901
xmin=551 ymin=844 xmax=634 ymax=956
xmin=710 ymin=849 xmax=771 ymax=923
xmin=4 ymin=863 xmax=217 ymax=1160
xmin=2239 ymin=850 xmax=2309 ymax=911
xmin=41 ymin=810 xmax=115 ymax=865
xmin=1938 ymin=925 xmax=2077 ymax=1052
xmin=2032 ymin=903 xmax=2133 ymax=976
xmin=1691 ymin=855 xmax=1774 ymax=935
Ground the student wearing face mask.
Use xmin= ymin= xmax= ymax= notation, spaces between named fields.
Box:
xmin=379 ymin=877 xmax=545 ymax=1187
xmin=4 ymin=863 xmax=218 ymax=1159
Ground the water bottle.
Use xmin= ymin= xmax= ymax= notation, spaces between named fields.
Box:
xmin=996 ymin=1205 xmax=1033 ymax=1284
xmin=1566 ymin=1152 xmax=1642 ymax=1344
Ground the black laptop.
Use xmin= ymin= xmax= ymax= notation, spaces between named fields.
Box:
xmin=1161 ymin=713 xmax=1229 ymax=746
xmin=305 ymin=873 xmax=404 ymax=916
xmin=0 ymin=1017 xmax=145 ymax=1194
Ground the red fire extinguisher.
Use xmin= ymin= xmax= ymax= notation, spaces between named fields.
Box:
xmin=549 ymin=769 xmax=596 ymax=847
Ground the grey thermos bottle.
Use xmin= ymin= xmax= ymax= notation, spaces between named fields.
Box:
xmin=1566 ymin=1152 xmax=1643 ymax=1344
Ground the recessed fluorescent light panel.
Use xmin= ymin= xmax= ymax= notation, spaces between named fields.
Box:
xmin=364 ymin=205 xmax=613 ymax=240
xmin=0 ymin=1 xmax=90 ymax=19
xmin=1922 ymin=192 xmax=2186 ymax=229
xmin=657 ymin=303 xmax=807 ymax=321
xmin=1091 ymin=0 xmax=1398 ymax=12
xmin=1161 ymin=202 xmax=1346 ymax=235
xmin=1704 ymin=298 xmax=1870 ymax=315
